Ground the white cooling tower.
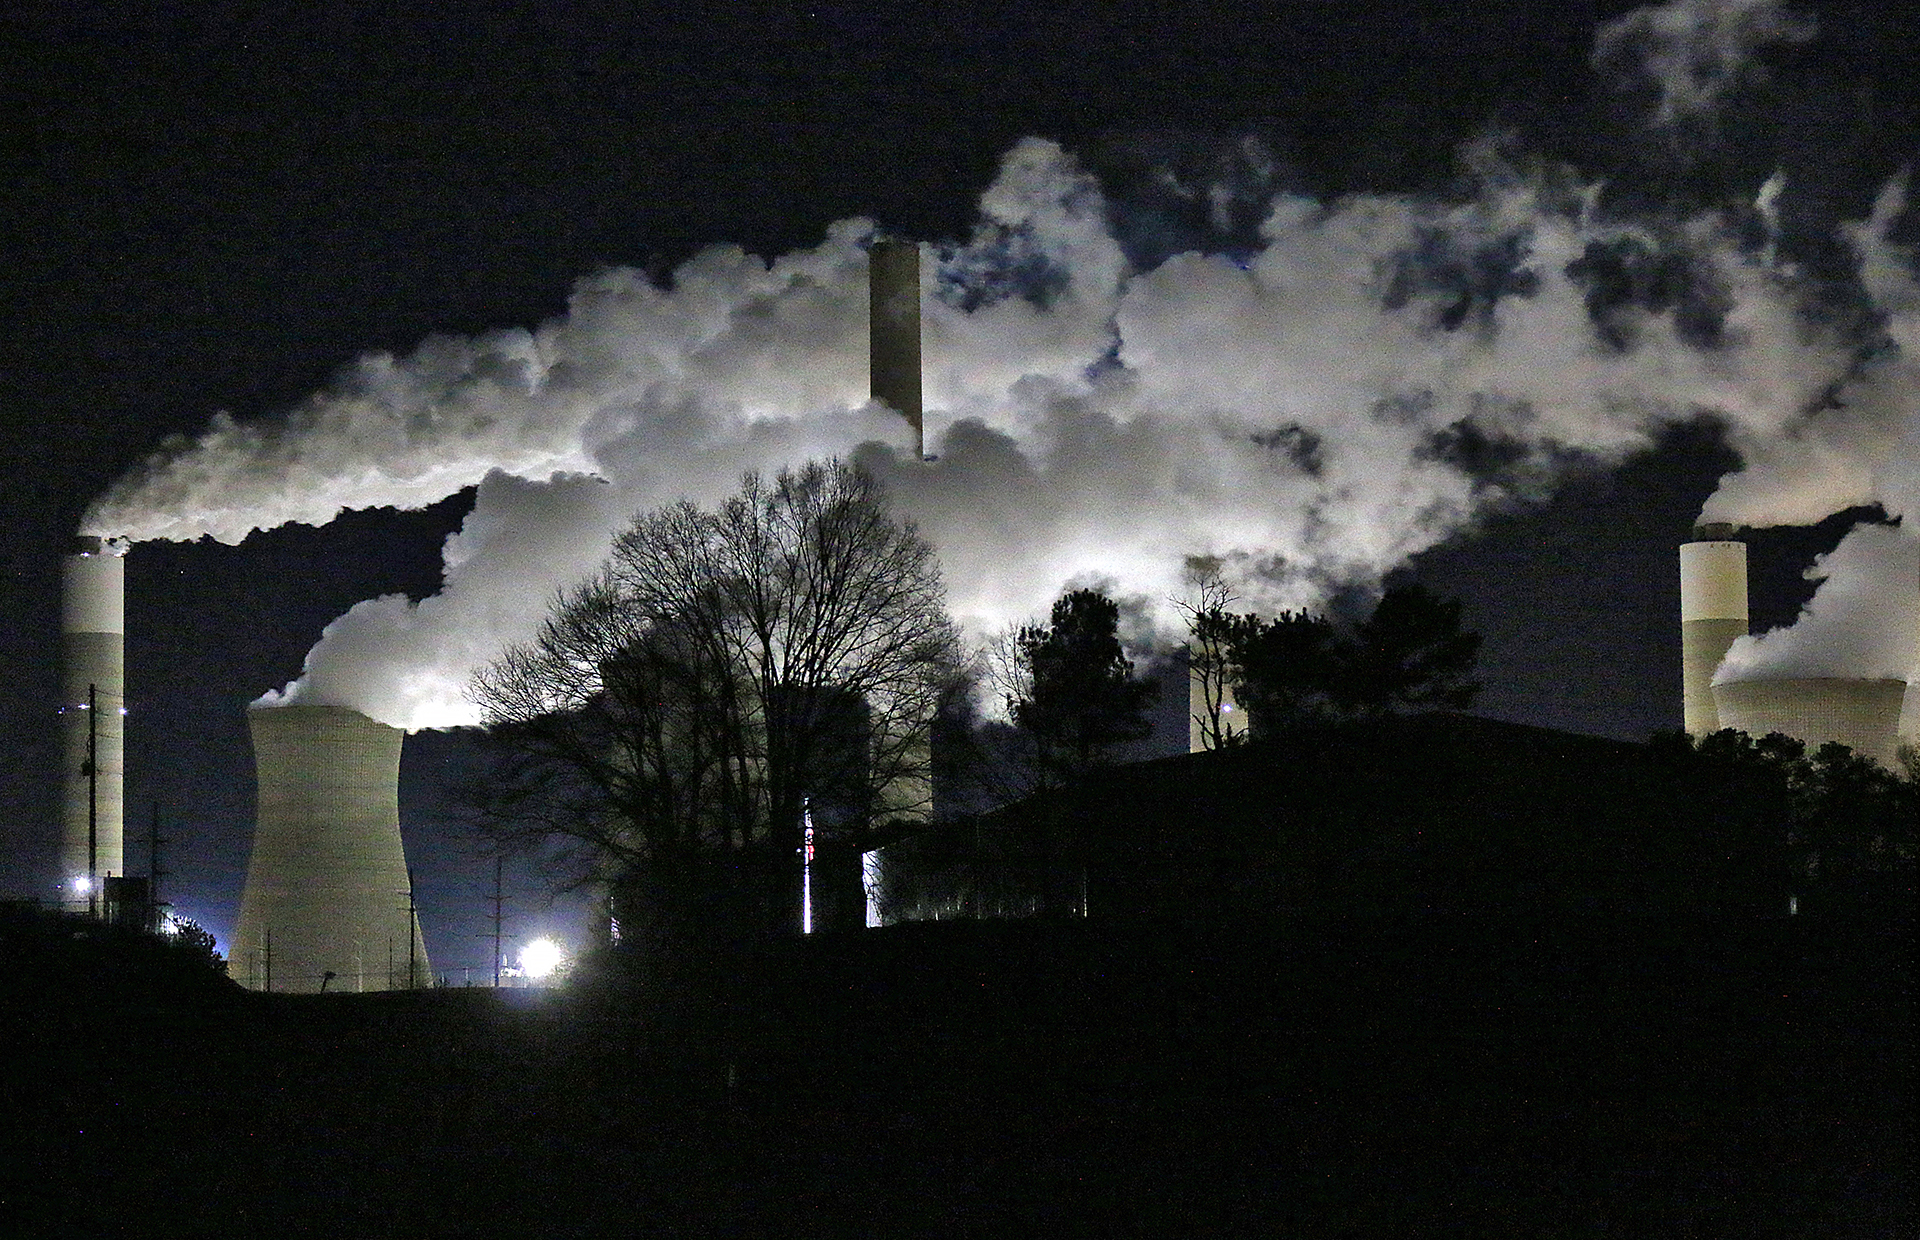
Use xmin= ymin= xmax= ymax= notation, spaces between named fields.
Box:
xmin=1711 ymin=677 xmax=1907 ymax=768
xmin=231 ymin=705 xmax=430 ymax=992
xmin=870 ymin=237 xmax=923 ymax=460
xmin=62 ymin=536 xmax=125 ymax=905
xmin=1680 ymin=526 xmax=1748 ymax=736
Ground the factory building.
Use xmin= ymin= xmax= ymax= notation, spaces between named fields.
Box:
xmin=229 ymin=704 xmax=430 ymax=991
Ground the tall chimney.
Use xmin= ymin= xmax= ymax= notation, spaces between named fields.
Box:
xmin=232 ymin=705 xmax=430 ymax=992
xmin=1680 ymin=523 xmax=1748 ymax=736
xmin=62 ymin=536 xmax=125 ymax=905
xmin=869 ymin=237 xmax=923 ymax=460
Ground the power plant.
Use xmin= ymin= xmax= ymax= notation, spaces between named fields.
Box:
xmin=61 ymin=536 xmax=125 ymax=907
xmin=1682 ymin=527 xmax=1919 ymax=768
xmin=229 ymin=704 xmax=430 ymax=991
xmin=48 ymin=231 xmax=1915 ymax=967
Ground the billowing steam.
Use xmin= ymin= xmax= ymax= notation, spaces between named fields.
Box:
xmin=1594 ymin=0 xmax=1814 ymax=131
xmin=1716 ymin=523 xmax=1920 ymax=684
xmin=83 ymin=0 xmax=1916 ymax=731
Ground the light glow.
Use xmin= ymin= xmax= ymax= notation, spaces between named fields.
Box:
xmin=519 ymin=937 xmax=564 ymax=980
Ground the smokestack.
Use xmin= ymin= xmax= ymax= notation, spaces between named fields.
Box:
xmin=62 ymin=536 xmax=125 ymax=906
xmin=869 ymin=237 xmax=923 ymax=460
xmin=1680 ymin=523 xmax=1748 ymax=736
xmin=231 ymin=705 xmax=430 ymax=992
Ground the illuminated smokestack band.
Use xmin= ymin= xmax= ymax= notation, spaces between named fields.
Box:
xmin=869 ymin=237 xmax=923 ymax=460
xmin=62 ymin=536 xmax=125 ymax=903
xmin=1680 ymin=524 xmax=1748 ymax=736
xmin=232 ymin=705 xmax=429 ymax=992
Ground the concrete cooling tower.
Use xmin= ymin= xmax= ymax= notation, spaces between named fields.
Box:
xmin=1680 ymin=525 xmax=1748 ymax=737
xmin=231 ymin=705 xmax=430 ymax=992
xmin=62 ymin=536 xmax=125 ymax=905
xmin=1711 ymin=677 xmax=1908 ymax=768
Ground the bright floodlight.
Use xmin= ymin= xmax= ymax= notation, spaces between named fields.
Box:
xmin=520 ymin=938 xmax=564 ymax=980
xmin=70 ymin=875 xmax=92 ymax=895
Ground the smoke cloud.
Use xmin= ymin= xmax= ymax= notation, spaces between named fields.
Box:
xmin=1594 ymin=0 xmax=1815 ymax=131
xmin=82 ymin=4 xmax=1917 ymax=732
xmin=1716 ymin=522 xmax=1920 ymax=684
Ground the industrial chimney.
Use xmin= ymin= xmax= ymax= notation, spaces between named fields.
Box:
xmin=62 ymin=536 xmax=125 ymax=907
xmin=870 ymin=237 xmax=923 ymax=460
xmin=231 ymin=705 xmax=430 ymax=992
xmin=1680 ymin=524 xmax=1748 ymax=736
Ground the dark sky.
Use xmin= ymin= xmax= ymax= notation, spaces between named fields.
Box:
xmin=2 ymin=1 xmax=1913 ymax=961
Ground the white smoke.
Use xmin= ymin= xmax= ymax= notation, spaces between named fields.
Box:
xmin=83 ymin=2 xmax=1917 ymax=733
xmin=1715 ymin=522 xmax=1920 ymax=684
xmin=1700 ymin=173 xmax=1920 ymax=690
xmin=90 ymin=131 xmax=1914 ymax=731
xmin=1594 ymin=0 xmax=1815 ymax=130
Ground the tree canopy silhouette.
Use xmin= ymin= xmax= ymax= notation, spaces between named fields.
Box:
xmin=1187 ymin=583 xmax=1481 ymax=739
xmin=470 ymin=460 xmax=963 ymax=938
xmin=1011 ymin=588 xmax=1158 ymax=783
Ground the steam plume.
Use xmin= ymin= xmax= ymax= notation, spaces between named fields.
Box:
xmin=82 ymin=5 xmax=1916 ymax=732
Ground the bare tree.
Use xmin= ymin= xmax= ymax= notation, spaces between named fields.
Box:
xmin=470 ymin=459 xmax=963 ymax=940
xmin=1173 ymin=556 xmax=1244 ymax=752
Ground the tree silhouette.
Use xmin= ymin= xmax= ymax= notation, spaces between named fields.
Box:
xmin=1218 ymin=585 xmax=1480 ymax=733
xmin=1012 ymin=589 xmax=1157 ymax=783
xmin=1222 ymin=610 xmax=1342 ymax=734
xmin=471 ymin=459 xmax=964 ymax=941
xmin=1336 ymin=584 xmax=1482 ymax=717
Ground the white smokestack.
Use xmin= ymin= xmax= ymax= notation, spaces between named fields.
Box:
xmin=1680 ymin=524 xmax=1748 ymax=736
xmin=61 ymin=536 xmax=126 ymax=904
xmin=231 ymin=705 xmax=429 ymax=992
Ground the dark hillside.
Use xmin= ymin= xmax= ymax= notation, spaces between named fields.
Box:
xmin=1 ymin=715 xmax=1911 ymax=1236
xmin=1 ymin=907 xmax=1909 ymax=1236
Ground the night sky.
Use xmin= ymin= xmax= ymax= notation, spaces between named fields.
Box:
xmin=2 ymin=1 xmax=1914 ymax=965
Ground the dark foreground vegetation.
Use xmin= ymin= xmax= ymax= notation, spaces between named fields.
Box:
xmin=3 ymin=905 xmax=1910 ymax=1237
xmin=3 ymin=716 xmax=1913 ymax=1237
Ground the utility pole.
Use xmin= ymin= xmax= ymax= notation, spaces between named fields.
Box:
xmin=263 ymin=927 xmax=273 ymax=994
xmin=147 ymin=801 xmax=169 ymax=933
xmin=486 ymin=857 xmax=505 ymax=988
xmin=86 ymin=682 xmax=98 ymax=919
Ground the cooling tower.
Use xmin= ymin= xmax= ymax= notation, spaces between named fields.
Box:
xmin=232 ymin=705 xmax=430 ymax=992
xmin=870 ymin=236 xmax=923 ymax=460
xmin=1680 ymin=525 xmax=1748 ymax=736
xmin=62 ymin=536 xmax=125 ymax=905
xmin=1711 ymin=677 xmax=1907 ymax=768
